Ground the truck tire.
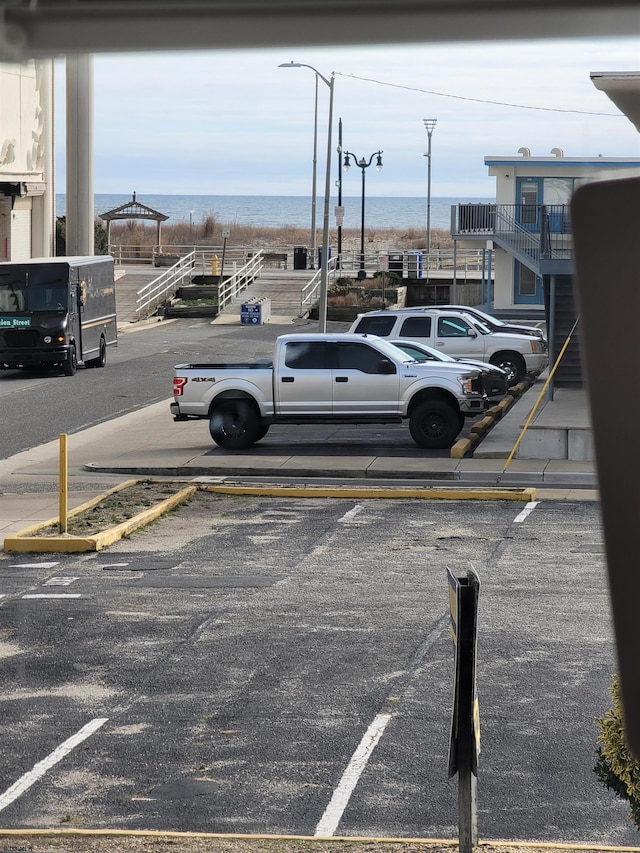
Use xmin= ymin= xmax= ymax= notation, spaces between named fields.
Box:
xmin=490 ymin=351 xmax=525 ymax=386
xmin=62 ymin=344 xmax=77 ymax=376
xmin=209 ymin=399 xmax=261 ymax=449
xmin=409 ymin=399 xmax=462 ymax=449
xmin=88 ymin=337 xmax=107 ymax=368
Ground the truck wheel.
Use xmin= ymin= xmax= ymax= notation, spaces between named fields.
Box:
xmin=490 ymin=351 xmax=525 ymax=386
xmin=209 ymin=400 xmax=261 ymax=449
xmin=89 ymin=337 xmax=107 ymax=368
xmin=256 ymin=423 xmax=270 ymax=442
xmin=62 ymin=344 xmax=77 ymax=376
xmin=409 ymin=399 xmax=462 ymax=449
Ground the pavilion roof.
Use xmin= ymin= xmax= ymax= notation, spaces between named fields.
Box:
xmin=98 ymin=191 xmax=169 ymax=222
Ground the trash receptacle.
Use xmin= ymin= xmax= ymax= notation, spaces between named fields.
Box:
xmin=317 ymin=246 xmax=332 ymax=268
xmin=388 ymin=252 xmax=403 ymax=277
xmin=406 ymin=250 xmax=423 ymax=278
xmin=293 ymin=246 xmax=308 ymax=270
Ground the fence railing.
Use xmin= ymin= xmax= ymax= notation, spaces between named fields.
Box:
xmin=135 ymin=251 xmax=196 ymax=319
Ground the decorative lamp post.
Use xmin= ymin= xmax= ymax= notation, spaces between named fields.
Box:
xmin=279 ymin=61 xmax=334 ymax=331
xmin=423 ymin=118 xmax=437 ymax=256
xmin=189 ymin=209 xmax=194 ymax=240
xmin=343 ymin=149 xmax=383 ymax=279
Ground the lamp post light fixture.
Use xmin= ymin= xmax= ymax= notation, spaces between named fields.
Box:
xmin=343 ymin=149 xmax=383 ymax=279
xmin=423 ymin=118 xmax=437 ymax=256
xmin=279 ymin=61 xmax=334 ymax=332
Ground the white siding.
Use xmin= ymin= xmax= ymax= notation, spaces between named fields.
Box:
xmin=11 ymin=206 xmax=31 ymax=260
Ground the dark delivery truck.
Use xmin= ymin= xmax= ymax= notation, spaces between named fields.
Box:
xmin=0 ymin=255 xmax=117 ymax=376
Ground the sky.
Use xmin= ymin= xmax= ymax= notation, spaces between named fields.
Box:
xmin=54 ymin=36 xmax=640 ymax=198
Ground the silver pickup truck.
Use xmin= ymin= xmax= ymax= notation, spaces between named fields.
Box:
xmin=171 ymin=333 xmax=488 ymax=450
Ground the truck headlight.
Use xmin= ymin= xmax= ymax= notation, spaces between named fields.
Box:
xmin=531 ymin=340 xmax=544 ymax=353
xmin=458 ymin=373 xmax=480 ymax=394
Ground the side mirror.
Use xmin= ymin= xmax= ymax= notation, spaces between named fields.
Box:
xmin=378 ymin=359 xmax=395 ymax=375
xmin=466 ymin=328 xmax=478 ymax=338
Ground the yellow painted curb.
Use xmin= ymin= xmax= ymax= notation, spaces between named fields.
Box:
xmin=3 ymin=484 xmax=198 ymax=553
xmin=496 ymin=395 xmax=514 ymax=413
xmin=450 ymin=435 xmax=479 ymax=458
xmin=200 ymin=483 xmax=536 ymax=501
xmin=471 ymin=415 xmax=495 ymax=436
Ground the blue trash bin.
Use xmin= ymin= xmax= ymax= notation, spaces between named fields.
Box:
xmin=317 ymin=246 xmax=332 ymax=268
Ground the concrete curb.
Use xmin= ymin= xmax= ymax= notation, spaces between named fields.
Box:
xmin=198 ymin=482 xmax=537 ymax=501
xmin=2 ymin=480 xmax=537 ymax=554
xmin=3 ymin=482 xmax=198 ymax=553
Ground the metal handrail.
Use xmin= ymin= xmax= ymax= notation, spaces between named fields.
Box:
xmin=217 ymin=252 xmax=264 ymax=312
xmin=135 ymin=251 xmax=195 ymax=318
xmin=299 ymin=255 xmax=339 ymax=315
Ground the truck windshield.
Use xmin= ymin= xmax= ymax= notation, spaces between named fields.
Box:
xmin=28 ymin=282 xmax=69 ymax=312
xmin=0 ymin=281 xmax=26 ymax=313
xmin=0 ymin=275 xmax=68 ymax=313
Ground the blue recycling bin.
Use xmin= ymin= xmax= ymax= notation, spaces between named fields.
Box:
xmin=317 ymin=246 xmax=332 ymax=268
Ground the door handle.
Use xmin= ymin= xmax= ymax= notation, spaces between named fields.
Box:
xmin=282 ymin=376 xmax=294 ymax=383
xmin=335 ymin=376 xmax=348 ymax=382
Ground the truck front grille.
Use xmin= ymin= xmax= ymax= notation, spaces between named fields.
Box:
xmin=1 ymin=329 xmax=40 ymax=348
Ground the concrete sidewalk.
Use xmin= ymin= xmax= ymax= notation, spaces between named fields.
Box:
xmin=0 ymin=381 xmax=598 ymax=541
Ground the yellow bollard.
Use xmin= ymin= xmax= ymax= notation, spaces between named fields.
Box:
xmin=59 ymin=433 xmax=68 ymax=534
xmin=211 ymin=254 xmax=220 ymax=276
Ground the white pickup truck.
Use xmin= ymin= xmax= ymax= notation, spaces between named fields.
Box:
xmin=171 ymin=333 xmax=488 ymax=450
xmin=349 ymin=307 xmax=548 ymax=384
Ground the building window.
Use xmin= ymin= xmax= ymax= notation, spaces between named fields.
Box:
xmin=518 ymin=265 xmax=537 ymax=298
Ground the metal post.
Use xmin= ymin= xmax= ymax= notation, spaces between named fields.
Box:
xmin=318 ymin=73 xmax=334 ymax=332
xmin=343 ymin=150 xmax=382 ymax=281
xmin=59 ymin=434 xmax=68 ymax=535
xmin=310 ymin=73 xmax=318 ymax=269
xmin=337 ymin=117 xmax=343 ymax=268
xmin=424 ymin=119 xmax=437 ymax=256
xmin=359 ymin=163 xmax=366 ymax=276
xmin=278 ymin=62 xmax=334 ymax=331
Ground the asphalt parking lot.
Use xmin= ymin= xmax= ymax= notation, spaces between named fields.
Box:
xmin=0 ymin=491 xmax=632 ymax=845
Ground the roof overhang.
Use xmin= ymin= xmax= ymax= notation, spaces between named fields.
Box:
xmin=1 ymin=1 xmax=640 ymax=61
xmin=590 ymin=71 xmax=640 ymax=133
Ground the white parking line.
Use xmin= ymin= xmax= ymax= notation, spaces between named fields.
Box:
xmin=514 ymin=501 xmax=539 ymax=523
xmin=314 ymin=712 xmax=392 ymax=837
xmin=338 ymin=505 xmax=364 ymax=523
xmin=8 ymin=562 xmax=60 ymax=569
xmin=0 ymin=718 xmax=108 ymax=812
xmin=22 ymin=594 xmax=82 ymax=599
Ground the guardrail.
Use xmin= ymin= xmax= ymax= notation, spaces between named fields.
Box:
xmin=135 ymin=251 xmax=195 ymax=319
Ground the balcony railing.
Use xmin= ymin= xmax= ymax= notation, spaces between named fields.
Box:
xmin=451 ymin=203 xmax=573 ymax=274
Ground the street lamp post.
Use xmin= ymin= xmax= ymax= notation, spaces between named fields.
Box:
xmin=343 ymin=149 xmax=383 ymax=279
xmin=423 ymin=118 xmax=437 ymax=257
xmin=279 ymin=61 xmax=334 ymax=332
xmin=189 ymin=209 xmax=194 ymax=240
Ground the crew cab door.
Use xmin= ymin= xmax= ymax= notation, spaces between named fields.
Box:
xmin=331 ymin=341 xmax=400 ymax=415
xmin=276 ymin=340 xmax=332 ymax=414
xmin=433 ymin=313 xmax=486 ymax=359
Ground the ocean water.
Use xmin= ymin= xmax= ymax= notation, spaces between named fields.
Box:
xmin=55 ymin=194 xmax=494 ymax=232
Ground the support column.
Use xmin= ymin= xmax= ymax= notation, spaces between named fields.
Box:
xmin=66 ymin=54 xmax=94 ymax=256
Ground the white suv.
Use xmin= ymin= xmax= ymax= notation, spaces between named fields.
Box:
xmin=349 ymin=307 xmax=548 ymax=385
